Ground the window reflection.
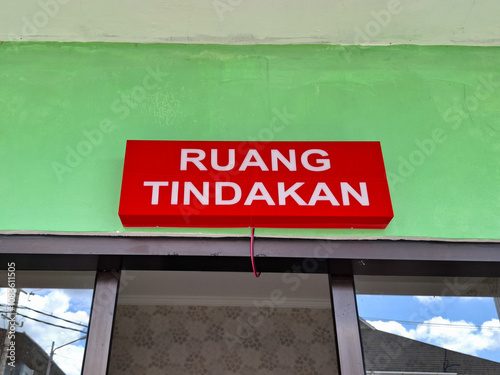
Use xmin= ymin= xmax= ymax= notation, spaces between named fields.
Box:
xmin=355 ymin=276 xmax=500 ymax=374
xmin=0 ymin=271 xmax=95 ymax=375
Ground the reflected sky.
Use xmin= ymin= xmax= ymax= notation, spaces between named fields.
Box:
xmin=357 ymin=294 xmax=500 ymax=362
xmin=0 ymin=288 xmax=93 ymax=375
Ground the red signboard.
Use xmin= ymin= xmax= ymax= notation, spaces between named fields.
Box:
xmin=118 ymin=140 xmax=393 ymax=229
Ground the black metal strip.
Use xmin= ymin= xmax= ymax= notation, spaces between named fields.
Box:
xmin=329 ymin=273 xmax=366 ymax=375
xmin=1 ymin=235 xmax=500 ymax=276
xmin=81 ymin=271 xmax=120 ymax=375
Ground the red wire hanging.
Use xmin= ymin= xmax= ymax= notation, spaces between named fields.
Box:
xmin=250 ymin=227 xmax=261 ymax=277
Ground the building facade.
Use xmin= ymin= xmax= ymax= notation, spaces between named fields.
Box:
xmin=1 ymin=1 xmax=500 ymax=374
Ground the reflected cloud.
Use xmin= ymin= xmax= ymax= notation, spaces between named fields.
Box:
xmin=368 ymin=316 xmax=500 ymax=358
xmin=0 ymin=288 xmax=92 ymax=375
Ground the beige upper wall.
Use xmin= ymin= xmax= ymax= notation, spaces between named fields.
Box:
xmin=1 ymin=0 xmax=500 ymax=45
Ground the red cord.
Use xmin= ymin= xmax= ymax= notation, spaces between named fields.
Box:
xmin=250 ymin=228 xmax=261 ymax=277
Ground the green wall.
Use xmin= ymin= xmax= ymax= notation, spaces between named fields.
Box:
xmin=1 ymin=42 xmax=499 ymax=239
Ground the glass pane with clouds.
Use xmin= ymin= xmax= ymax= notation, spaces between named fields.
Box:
xmin=355 ymin=276 xmax=500 ymax=374
xmin=0 ymin=271 xmax=95 ymax=375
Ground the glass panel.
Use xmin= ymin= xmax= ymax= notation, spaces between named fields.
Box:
xmin=0 ymin=270 xmax=95 ymax=375
xmin=355 ymin=276 xmax=500 ymax=374
xmin=109 ymin=271 xmax=338 ymax=374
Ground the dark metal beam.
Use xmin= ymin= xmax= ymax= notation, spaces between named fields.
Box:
xmin=81 ymin=271 xmax=120 ymax=375
xmin=1 ymin=235 xmax=500 ymax=261
xmin=329 ymin=273 xmax=365 ymax=375
xmin=1 ymin=235 xmax=500 ymax=276
xmin=352 ymin=259 xmax=500 ymax=277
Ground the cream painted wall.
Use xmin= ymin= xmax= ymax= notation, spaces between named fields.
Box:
xmin=1 ymin=0 xmax=500 ymax=45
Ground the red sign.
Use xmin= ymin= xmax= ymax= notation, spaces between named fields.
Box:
xmin=118 ymin=141 xmax=393 ymax=229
